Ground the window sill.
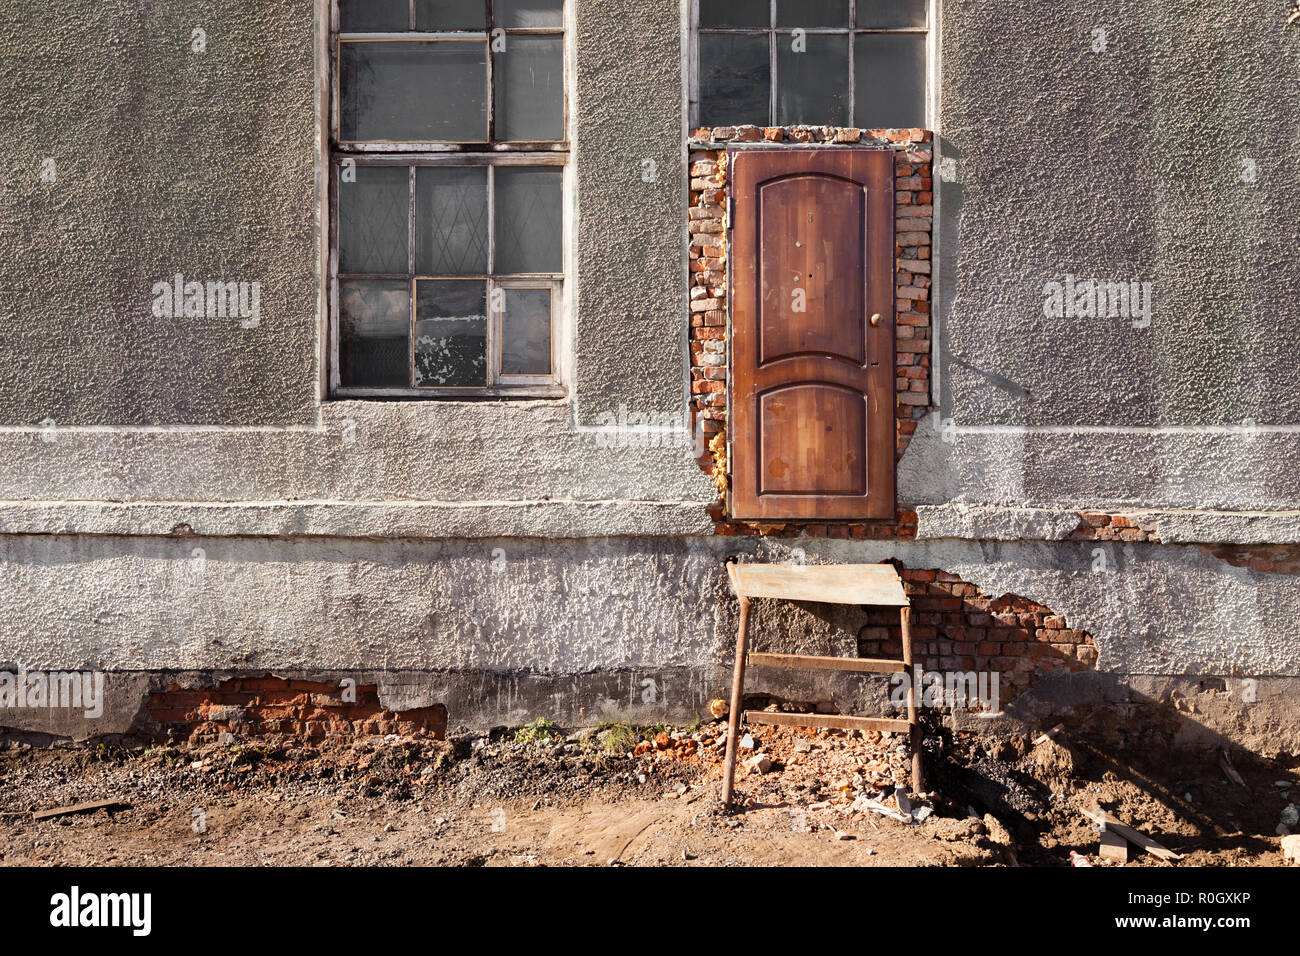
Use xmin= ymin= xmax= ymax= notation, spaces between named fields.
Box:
xmin=329 ymin=385 xmax=568 ymax=401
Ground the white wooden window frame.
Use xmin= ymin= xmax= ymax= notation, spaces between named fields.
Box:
xmin=326 ymin=0 xmax=570 ymax=400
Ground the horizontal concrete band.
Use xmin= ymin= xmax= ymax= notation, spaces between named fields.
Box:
xmin=0 ymin=500 xmax=716 ymax=539
xmin=915 ymin=505 xmax=1300 ymax=545
xmin=0 ymin=500 xmax=1295 ymax=544
xmin=0 ymin=536 xmax=1295 ymax=678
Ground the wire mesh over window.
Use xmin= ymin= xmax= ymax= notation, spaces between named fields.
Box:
xmin=695 ymin=0 xmax=928 ymax=129
xmin=331 ymin=0 xmax=567 ymax=397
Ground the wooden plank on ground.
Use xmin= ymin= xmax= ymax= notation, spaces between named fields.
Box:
xmin=1099 ymin=827 xmax=1128 ymax=862
xmin=1089 ymin=810 xmax=1183 ymax=861
xmin=748 ymin=652 xmax=905 ymax=673
xmin=32 ymin=798 xmax=129 ymax=821
xmin=745 ymin=711 xmax=911 ymax=733
xmin=727 ymin=562 xmax=908 ymax=606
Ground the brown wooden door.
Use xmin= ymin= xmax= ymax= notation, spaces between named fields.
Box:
xmin=729 ymin=149 xmax=895 ymax=521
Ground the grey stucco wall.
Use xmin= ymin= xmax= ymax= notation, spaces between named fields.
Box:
xmin=929 ymin=0 xmax=1300 ymax=510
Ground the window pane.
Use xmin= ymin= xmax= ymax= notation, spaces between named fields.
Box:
xmin=415 ymin=0 xmax=487 ymax=30
xmin=338 ymin=165 xmax=409 ymax=275
xmin=857 ymin=0 xmax=928 ymax=29
xmin=340 ymin=40 xmax=488 ymax=141
xmin=414 ymin=280 xmax=487 ymax=386
xmin=776 ymin=33 xmax=848 ymax=125
xmin=698 ymin=33 xmax=770 ymax=127
xmin=340 ymin=280 xmax=410 ymax=388
xmin=494 ymin=35 xmax=564 ymax=141
xmin=500 ymin=287 xmax=552 ymax=375
xmin=494 ymin=167 xmax=562 ymax=274
xmin=853 ymin=33 xmax=925 ymax=128
xmin=776 ymin=0 xmax=847 ymax=28
xmin=416 ymin=166 xmax=488 ymax=275
xmin=340 ymin=0 xmax=409 ymax=32
xmin=699 ymin=0 xmax=769 ymax=28
xmin=495 ymin=0 xmax=563 ymax=28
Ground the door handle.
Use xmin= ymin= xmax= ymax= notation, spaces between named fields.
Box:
xmin=870 ymin=313 xmax=882 ymax=327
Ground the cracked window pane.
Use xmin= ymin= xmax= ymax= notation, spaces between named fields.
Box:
xmin=500 ymin=287 xmax=553 ymax=375
xmin=699 ymin=0 xmax=769 ymax=29
xmin=857 ymin=0 xmax=928 ymax=29
xmin=340 ymin=0 xmax=409 ymax=32
xmin=777 ymin=32 xmax=849 ymax=125
xmin=776 ymin=0 xmax=847 ymax=28
xmin=416 ymin=166 xmax=488 ymax=275
xmin=341 ymin=40 xmax=488 ymax=142
xmin=340 ymin=280 xmax=411 ymax=388
xmin=415 ymin=0 xmax=487 ymax=30
xmin=339 ymin=164 xmax=409 ymax=275
xmin=494 ymin=35 xmax=564 ymax=141
xmin=699 ymin=33 xmax=770 ymax=127
xmin=854 ymin=33 xmax=925 ymax=127
xmin=493 ymin=167 xmax=562 ymax=274
xmin=495 ymin=0 xmax=563 ymax=28
xmin=414 ymin=280 xmax=487 ymax=386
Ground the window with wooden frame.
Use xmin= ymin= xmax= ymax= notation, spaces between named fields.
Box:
xmin=691 ymin=0 xmax=929 ymax=130
xmin=329 ymin=0 xmax=567 ymax=398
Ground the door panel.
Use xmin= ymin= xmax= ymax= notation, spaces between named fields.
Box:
xmin=758 ymin=384 xmax=866 ymax=496
xmin=759 ymin=176 xmax=865 ymax=366
xmin=729 ymin=148 xmax=895 ymax=521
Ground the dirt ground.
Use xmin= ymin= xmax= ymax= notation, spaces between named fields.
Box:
xmin=0 ymin=717 xmax=1295 ymax=867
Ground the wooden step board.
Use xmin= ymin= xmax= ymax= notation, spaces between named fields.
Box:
xmin=745 ymin=711 xmax=911 ymax=734
xmin=721 ymin=561 xmax=925 ymax=807
xmin=748 ymin=652 xmax=905 ymax=674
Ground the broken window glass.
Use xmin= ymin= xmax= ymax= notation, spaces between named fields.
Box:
xmin=332 ymin=4 xmax=566 ymax=396
xmin=414 ymin=280 xmax=488 ymax=387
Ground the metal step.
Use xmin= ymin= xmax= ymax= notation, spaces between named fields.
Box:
xmin=744 ymin=711 xmax=912 ymax=734
xmin=748 ymin=652 xmax=905 ymax=674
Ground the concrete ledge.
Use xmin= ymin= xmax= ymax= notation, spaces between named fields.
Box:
xmin=0 ymin=499 xmax=717 ymax=539
xmin=916 ymin=503 xmax=1300 ymax=545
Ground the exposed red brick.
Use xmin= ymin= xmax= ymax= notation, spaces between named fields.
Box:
xmin=134 ymin=677 xmax=447 ymax=745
